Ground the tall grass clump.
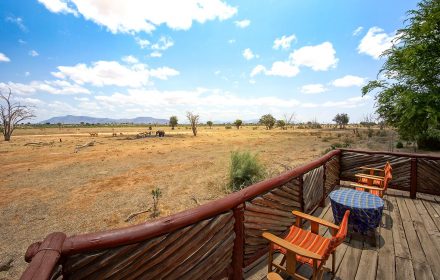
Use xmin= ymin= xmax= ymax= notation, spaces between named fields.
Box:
xmin=228 ymin=151 xmax=265 ymax=192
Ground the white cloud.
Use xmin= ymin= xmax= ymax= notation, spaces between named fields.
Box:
xmin=358 ymin=27 xmax=395 ymax=59
xmin=25 ymin=71 xmax=30 ymax=77
xmin=242 ymin=48 xmax=257 ymax=60
xmin=121 ymin=55 xmax=139 ymax=64
xmin=52 ymin=60 xmax=179 ymax=87
xmin=38 ymin=0 xmax=77 ymax=15
xmin=352 ymin=26 xmax=363 ymax=36
xmin=135 ymin=37 xmax=150 ymax=49
xmin=18 ymin=39 xmax=26 ymax=45
xmin=151 ymin=36 xmax=174 ymax=51
xmin=0 ymin=53 xmax=10 ymax=62
xmin=150 ymin=51 xmax=162 ymax=58
xmin=320 ymin=96 xmax=371 ymax=108
xmin=250 ymin=41 xmax=337 ymax=78
xmin=228 ymin=39 xmax=236 ymax=44
xmin=289 ymin=42 xmax=338 ymax=71
xmin=29 ymin=50 xmax=39 ymax=57
xmin=234 ymin=19 xmax=250 ymax=28
xmin=332 ymin=75 xmax=365 ymax=87
xmin=6 ymin=16 xmax=27 ymax=32
xmin=0 ymin=80 xmax=90 ymax=95
xmin=39 ymin=0 xmax=237 ymax=34
xmin=300 ymin=84 xmax=327 ymax=94
xmin=273 ymin=34 xmax=296 ymax=50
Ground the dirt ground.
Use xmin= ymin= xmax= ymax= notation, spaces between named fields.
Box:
xmin=0 ymin=125 xmax=431 ymax=278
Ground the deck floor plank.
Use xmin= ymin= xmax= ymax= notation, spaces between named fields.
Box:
xmin=376 ymin=197 xmax=395 ymax=280
xmin=387 ymin=196 xmax=412 ymax=260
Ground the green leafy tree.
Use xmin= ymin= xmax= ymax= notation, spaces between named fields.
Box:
xmin=234 ymin=119 xmax=243 ymax=129
xmin=333 ymin=113 xmax=349 ymax=129
xmin=169 ymin=116 xmax=178 ymax=130
xmin=277 ymin=120 xmax=286 ymax=130
xmin=207 ymin=121 xmax=213 ymax=129
xmin=259 ymin=114 xmax=276 ymax=130
xmin=362 ymin=0 xmax=440 ymax=149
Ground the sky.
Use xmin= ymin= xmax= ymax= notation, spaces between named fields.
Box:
xmin=0 ymin=0 xmax=419 ymax=123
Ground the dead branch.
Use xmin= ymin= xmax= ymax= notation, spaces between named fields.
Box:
xmin=24 ymin=141 xmax=54 ymax=147
xmin=125 ymin=207 xmax=151 ymax=222
xmin=191 ymin=195 xmax=200 ymax=206
xmin=74 ymin=141 xmax=95 ymax=153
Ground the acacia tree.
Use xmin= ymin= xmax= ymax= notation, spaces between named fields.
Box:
xmin=283 ymin=112 xmax=296 ymax=129
xmin=0 ymin=89 xmax=35 ymax=141
xmin=207 ymin=121 xmax=213 ymax=129
xmin=333 ymin=113 xmax=349 ymax=129
xmin=169 ymin=116 xmax=178 ymax=130
xmin=186 ymin=112 xmax=199 ymax=136
xmin=234 ymin=119 xmax=243 ymax=129
xmin=259 ymin=114 xmax=276 ymax=130
xmin=277 ymin=120 xmax=286 ymax=130
xmin=362 ymin=0 xmax=440 ymax=149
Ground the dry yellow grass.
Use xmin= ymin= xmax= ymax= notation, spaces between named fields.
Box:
xmin=0 ymin=125 xmax=419 ymax=278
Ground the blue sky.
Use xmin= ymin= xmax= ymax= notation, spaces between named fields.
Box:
xmin=0 ymin=0 xmax=418 ymax=123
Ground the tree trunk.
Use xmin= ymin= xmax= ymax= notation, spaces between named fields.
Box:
xmin=4 ymin=133 xmax=10 ymax=141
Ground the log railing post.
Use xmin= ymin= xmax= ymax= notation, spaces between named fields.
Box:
xmin=231 ymin=203 xmax=245 ymax=280
xmin=299 ymin=175 xmax=305 ymax=212
xmin=21 ymin=232 xmax=66 ymax=280
xmin=410 ymin=158 xmax=417 ymax=199
xmin=320 ymin=163 xmax=327 ymax=207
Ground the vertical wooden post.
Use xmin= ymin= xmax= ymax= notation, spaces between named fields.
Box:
xmin=410 ymin=158 xmax=417 ymax=199
xmin=299 ymin=175 xmax=305 ymax=212
xmin=320 ymin=163 xmax=327 ymax=207
xmin=231 ymin=203 xmax=245 ymax=280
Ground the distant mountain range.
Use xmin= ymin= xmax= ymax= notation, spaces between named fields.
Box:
xmin=40 ymin=115 xmax=169 ymax=124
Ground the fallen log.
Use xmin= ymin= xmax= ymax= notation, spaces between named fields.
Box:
xmin=74 ymin=141 xmax=95 ymax=153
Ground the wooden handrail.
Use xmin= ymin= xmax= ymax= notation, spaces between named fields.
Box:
xmin=340 ymin=148 xmax=440 ymax=160
xmin=21 ymin=232 xmax=66 ymax=280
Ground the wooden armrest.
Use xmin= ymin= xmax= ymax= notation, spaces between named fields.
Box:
xmin=262 ymin=232 xmax=323 ymax=260
xmin=359 ymin=166 xmax=384 ymax=172
xmin=350 ymin=183 xmax=384 ymax=191
xmin=267 ymin=272 xmax=283 ymax=280
xmin=291 ymin=210 xmax=340 ymax=231
xmin=355 ymin=174 xmax=385 ymax=180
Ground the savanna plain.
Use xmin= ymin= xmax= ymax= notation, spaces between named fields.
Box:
xmin=0 ymin=125 xmax=424 ymax=278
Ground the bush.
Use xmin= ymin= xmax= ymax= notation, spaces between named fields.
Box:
xmin=418 ymin=129 xmax=440 ymax=150
xmin=225 ymin=125 xmax=232 ymax=129
xmin=396 ymin=141 xmax=404 ymax=148
xmin=322 ymin=142 xmax=350 ymax=155
xmin=228 ymin=151 xmax=265 ymax=192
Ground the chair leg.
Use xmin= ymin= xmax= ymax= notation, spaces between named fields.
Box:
xmin=268 ymin=246 xmax=273 ymax=273
xmin=332 ymin=251 xmax=336 ymax=274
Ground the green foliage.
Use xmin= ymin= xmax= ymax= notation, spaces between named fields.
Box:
xmin=228 ymin=151 xmax=265 ymax=192
xmin=277 ymin=119 xmax=286 ymax=129
xmin=333 ymin=113 xmax=349 ymax=129
xmin=151 ymin=187 xmax=162 ymax=218
xmin=207 ymin=121 xmax=213 ymax=128
xmin=362 ymin=0 xmax=440 ymax=149
xmin=234 ymin=119 xmax=243 ymax=129
xmin=225 ymin=125 xmax=232 ymax=129
xmin=259 ymin=114 xmax=276 ymax=130
xmin=396 ymin=141 xmax=404 ymax=148
xmin=322 ymin=142 xmax=350 ymax=155
xmin=169 ymin=116 xmax=178 ymax=130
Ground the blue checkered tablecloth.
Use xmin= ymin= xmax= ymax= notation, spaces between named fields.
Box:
xmin=329 ymin=189 xmax=384 ymax=233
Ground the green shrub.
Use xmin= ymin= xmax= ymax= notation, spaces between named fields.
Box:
xmin=322 ymin=142 xmax=350 ymax=155
xmin=396 ymin=141 xmax=404 ymax=148
xmin=417 ymin=129 xmax=440 ymax=150
xmin=225 ymin=125 xmax=232 ymax=129
xmin=228 ymin=151 xmax=265 ymax=192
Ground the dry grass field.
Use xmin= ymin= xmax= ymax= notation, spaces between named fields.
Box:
xmin=0 ymin=125 xmax=426 ymax=278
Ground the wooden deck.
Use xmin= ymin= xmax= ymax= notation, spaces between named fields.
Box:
xmin=245 ymin=189 xmax=440 ymax=280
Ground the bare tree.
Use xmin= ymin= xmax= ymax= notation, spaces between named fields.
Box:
xmin=283 ymin=112 xmax=296 ymax=129
xmin=0 ymin=89 xmax=35 ymax=141
xmin=186 ymin=112 xmax=199 ymax=136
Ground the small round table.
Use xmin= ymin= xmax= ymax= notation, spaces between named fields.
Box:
xmin=329 ymin=189 xmax=384 ymax=234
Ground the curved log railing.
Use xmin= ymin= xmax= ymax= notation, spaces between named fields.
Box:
xmin=20 ymin=149 xmax=440 ymax=279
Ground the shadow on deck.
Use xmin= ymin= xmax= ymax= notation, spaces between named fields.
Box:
xmin=245 ymin=189 xmax=440 ymax=280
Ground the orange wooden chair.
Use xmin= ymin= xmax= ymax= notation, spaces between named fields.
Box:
xmin=267 ymin=272 xmax=283 ymax=280
xmin=351 ymin=162 xmax=392 ymax=198
xmin=263 ymin=210 xmax=350 ymax=280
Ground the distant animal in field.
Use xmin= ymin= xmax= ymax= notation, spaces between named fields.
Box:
xmin=112 ymin=132 xmax=117 ymax=137
xmin=120 ymin=133 xmax=123 ymax=136
xmin=89 ymin=133 xmax=98 ymax=137
xmin=156 ymin=130 xmax=165 ymax=137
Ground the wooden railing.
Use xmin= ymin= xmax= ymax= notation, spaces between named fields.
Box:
xmin=20 ymin=149 xmax=440 ymax=279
